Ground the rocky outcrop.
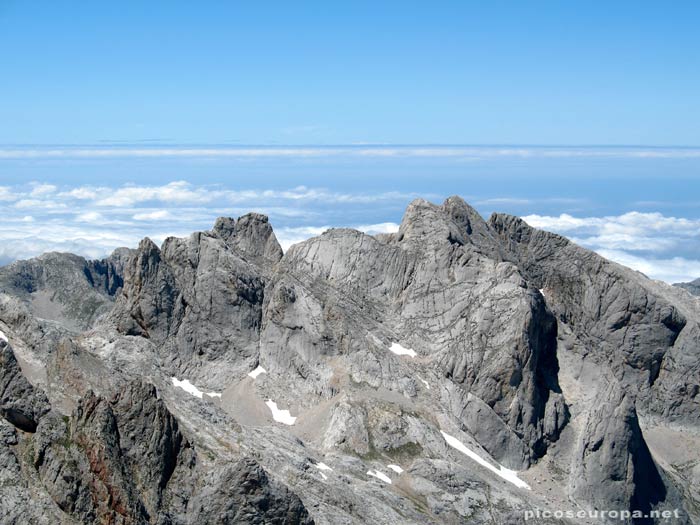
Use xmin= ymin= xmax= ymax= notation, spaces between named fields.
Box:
xmin=109 ymin=214 xmax=283 ymax=387
xmin=569 ymin=380 xmax=688 ymax=523
xmin=110 ymin=380 xmax=195 ymax=520
xmin=212 ymin=213 xmax=284 ymax=265
xmin=32 ymin=380 xmax=198 ymax=524
xmin=33 ymin=398 xmax=148 ymax=524
xmin=0 ymin=339 xmax=50 ymax=432
xmin=112 ymin=237 xmax=181 ymax=342
xmin=0 ymin=250 xmax=127 ymax=331
xmin=489 ymin=213 xmax=699 ymax=425
xmin=188 ymin=457 xmax=314 ymax=524
xmin=675 ymin=278 xmax=700 ymax=296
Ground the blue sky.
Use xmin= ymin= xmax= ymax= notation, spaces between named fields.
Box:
xmin=0 ymin=3 xmax=699 ymax=282
xmin=2 ymin=1 xmax=699 ymax=144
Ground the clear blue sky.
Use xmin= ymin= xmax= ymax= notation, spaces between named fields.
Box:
xmin=1 ymin=1 xmax=699 ymax=145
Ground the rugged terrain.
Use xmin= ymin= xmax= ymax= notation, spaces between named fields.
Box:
xmin=676 ymin=279 xmax=700 ymax=297
xmin=0 ymin=197 xmax=698 ymax=524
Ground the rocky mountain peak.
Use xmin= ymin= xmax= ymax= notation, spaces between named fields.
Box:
xmin=395 ymin=196 xmax=504 ymax=260
xmin=212 ymin=212 xmax=283 ymax=263
xmin=397 ymin=197 xmax=472 ymax=247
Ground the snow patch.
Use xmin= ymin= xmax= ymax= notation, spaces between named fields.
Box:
xmin=539 ymin=288 xmax=546 ymax=299
xmin=248 ymin=365 xmax=267 ymax=379
xmin=319 ymin=472 xmax=328 ymax=480
xmin=0 ymin=329 xmax=7 ymax=343
xmin=314 ymin=462 xmax=333 ymax=472
xmin=440 ymin=431 xmax=530 ymax=490
xmin=265 ymin=399 xmax=297 ymax=425
xmin=387 ymin=464 xmax=404 ymax=474
xmin=389 ymin=342 xmax=417 ymax=358
xmin=171 ymin=377 xmax=221 ymax=399
xmin=419 ymin=378 xmax=430 ymax=389
xmin=367 ymin=469 xmax=392 ymax=484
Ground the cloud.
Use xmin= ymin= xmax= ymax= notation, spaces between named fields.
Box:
xmin=75 ymin=211 xmax=104 ymax=223
xmin=132 ymin=210 xmax=174 ymax=221
xmin=29 ymin=183 xmax=57 ymax=197
xmin=522 ymin=212 xmax=700 ymax=252
xmin=522 ymin=212 xmax=700 ymax=282
xmin=43 ymin=181 xmax=425 ymax=208
xmin=355 ymin=222 xmax=400 ymax=235
xmin=96 ymin=181 xmax=219 ymax=207
xmin=1 ymin=145 xmax=700 ymax=160
xmin=0 ymin=187 xmax=13 ymax=201
xmin=275 ymin=226 xmax=330 ymax=251
xmin=595 ymin=250 xmax=700 ymax=285
xmin=1 ymin=180 xmax=698 ymax=284
xmin=0 ymin=181 xmax=415 ymax=264
xmin=58 ymin=187 xmax=102 ymax=200
xmin=13 ymin=198 xmax=67 ymax=210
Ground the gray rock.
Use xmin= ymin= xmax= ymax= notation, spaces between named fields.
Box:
xmin=0 ymin=250 xmax=127 ymax=331
xmin=188 ymin=457 xmax=314 ymax=524
xmin=109 ymin=213 xmax=282 ymax=387
xmin=569 ymin=379 xmax=689 ymax=523
xmin=110 ymin=379 xmax=195 ymax=522
xmin=675 ymin=278 xmax=700 ymax=296
xmin=212 ymin=213 xmax=284 ymax=265
xmin=0 ymin=339 xmax=50 ymax=432
xmin=489 ymin=212 xmax=699 ymax=425
xmin=0 ymin=197 xmax=698 ymax=524
xmin=260 ymin=197 xmax=568 ymax=468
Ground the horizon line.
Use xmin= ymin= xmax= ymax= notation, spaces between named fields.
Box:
xmin=2 ymin=142 xmax=700 ymax=149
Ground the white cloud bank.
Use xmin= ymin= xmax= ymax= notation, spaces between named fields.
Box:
xmin=522 ymin=212 xmax=700 ymax=283
xmin=1 ymin=145 xmax=700 ymax=160
xmin=0 ymin=180 xmax=697 ymax=284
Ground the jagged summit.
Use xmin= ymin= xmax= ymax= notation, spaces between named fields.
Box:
xmin=212 ymin=212 xmax=283 ymax=263
xmin=0 ymin=197 xmax=697 ymax=524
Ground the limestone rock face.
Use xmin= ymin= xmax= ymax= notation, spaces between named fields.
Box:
xmin=489 ymin=213 xmax=700 ymax=426
xmin=569 ymin=379 xmax=690 ymax=524
xmin=29 ymin=380 xmax=311 ymax=525
xmin=675 ymin=278 xmax=700 ymax=296
xmin=261 ymin=197 xmax=568 ymax=469
xmin=188 ymin=457 xmax=314 ymax=525
xmin=0 ymin=249 xmax=127 ymax=331
xmin=0 ymin=199 xmax=698 ymax=524
xmin=110 ymin=379 xmax=194 ymax=520
xmin=0 ymin=339 xmax=50 ymax=432
xmin=570 ymin=381 xmax=647 ymax=508
xmin=213 ymin=212 xmax=284 ymax=265
xmin=109 ymin=214 xmax=283 ymax=386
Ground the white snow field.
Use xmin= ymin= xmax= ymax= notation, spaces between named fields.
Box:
xmin=387 ymin=464 xmax=404 ymax=474
xmin=367 ymin=470 xmax=392 ymax=484
xmin=265 ymin=399 xmax=297 ymax=425
xmin=248 ymin=365 xmax=267 ymax=379
xmin=440 ymin=431 xmax=530 ymax=489
xmin=171 ymin=377 xmax=222 ymax=399
xmin=389 ymin=342 xmax=417 ymax=357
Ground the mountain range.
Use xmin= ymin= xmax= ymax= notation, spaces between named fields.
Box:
xmin=0 ymin=197 xmax=698 ymax=524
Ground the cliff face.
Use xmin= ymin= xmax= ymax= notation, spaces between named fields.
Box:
xmin=0 ymin=197 xmax=697 ymax=524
